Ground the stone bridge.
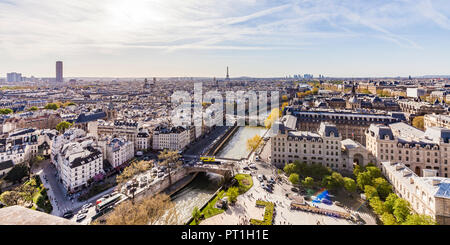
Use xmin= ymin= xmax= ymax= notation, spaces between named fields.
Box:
xmin=185 ymin=164 xmax=233 ymax=181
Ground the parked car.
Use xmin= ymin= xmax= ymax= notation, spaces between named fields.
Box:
xmin=334 ymin=201 xmax=344 ymax=207
xmin=76 ymin=214 xmax=87 ymax=222
xmin=257 ymin=175 xmax=263 ymax=182
xmin=82 ymin=203 xmax=92 ymax=209
xmin=157 ymin=172 xmax=164 ymax=178
xmin=78 ymin=209 xmax=88 ymax=214
xmin=63 ymin=211 xmax=74 ymax=219
xmin=243 ymin=166 xmax=250 ymax=170
xmin=255 ymin=156 xmax=260 ymax=161
xmin=262 ymin=175 xmax=267 ymax=180
xmin=291 ymin=187 xmax=299 ymax=193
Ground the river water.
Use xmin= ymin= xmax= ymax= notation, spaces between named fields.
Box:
xmin=171 ymin=172 xmax=223 ymax=224
xmin=216 ymin=126 xmax=267 ymax=160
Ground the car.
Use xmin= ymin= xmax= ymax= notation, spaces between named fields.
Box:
xmin=76 ymin=214 xmax=87 ymax=222
xmin=102 ymin=194 xmax=111 ymax=199
xmin=334 ymin=201 xmax=344 ymax=207
xmin=255 ymin=156 xmax=260 ymax=161
xmin=157 ymin=172 xmax=164 ymax=178
xmin=78 ymin=209 xmax=88 ymax=214
xmin=243 ymin=166 xmax=250 ymax=170
xmin=63 ymin=211 xmax=74 ymax=219
xmin=82 ymin=203 xmax=92 ymax=209
xmin=261 ymin=183 xmax=266 ymax=188
xmin=291 ymin=187 xmax=299 ymax=193
xmin=257 ymin=175 xmax=263 ymax=182
xmin=262 ymin=175 xmax=267 ymax=180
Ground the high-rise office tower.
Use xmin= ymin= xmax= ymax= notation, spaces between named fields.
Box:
xmin=226 ymin=66 xmax=230 ymax=81
xmin=6 ymin=72 xmax=22 ymax=82
xmin=56 ymin=61 xmax=63 ymax=83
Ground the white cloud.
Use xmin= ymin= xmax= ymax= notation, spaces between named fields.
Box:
xmin=0 ymin=0 xmax=449 ymax=75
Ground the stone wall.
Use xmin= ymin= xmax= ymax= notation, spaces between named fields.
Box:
xmin=435 ymin=196 xmax=450 ymax=225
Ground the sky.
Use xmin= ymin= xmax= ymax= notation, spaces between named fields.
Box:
xmin=1 ymin=0 xmax=450 ymax=78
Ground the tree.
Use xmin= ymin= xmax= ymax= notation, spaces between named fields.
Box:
xmin=246 ymin=135 xmax=262 ymax=152
xmin=322 ymin=172 xmax=344 ymax=190
xmin=264 ymin=108 xmax=281 ymax=129
xmin=366 ymin=166 xmax=382 ymax=180
xmin=364 ymin=185 xmax=378 ymax=200
xmin=4 ymin=163 xmax=29 ymax=184
xmin=103 ymin=194 xmax=179 ymax=225
xmin=158 ymin=150 xmax=182 ymax=186
xmin=29 ymin=155 xmax=45 ymax=178
xmin=116 ymin=160 xmax=153 ymax=185
xmin=0 ymin=108 xmax=13 ymax=115
xmin=403 ymin=214 xmax=436 ymax=225
xmin=353 ymin=164 xmax=363 ymax=177
xmin=356 ymin=172 xmax=372 ymax=191
xmin=331 ymin=172 xmax=344 ymax=187
xmin=283 ymin=163 xmax=297 ymax=176
xmin=0 ymin=191 xmax=22 ymax=206
xmin=28 ymin=106 xmax=38 ymax=111
xmin=373 ymin=177 xmax=392 ymax=200
xmin=381 ymin=212 xmax=398 ymax=225
xmin=384 ymin=193 xmax=398 ymax=213
xmin=64 ymin=101 xmax=76 ymax=107
xmin=302 ymin=177 xmax=314 ymax=189
xmin=412 ymin=116 xmax=425 ymax=130
xmin=393 ymin=198 xmax=411 ymax=223
xmin=289 ymin=173 xmax=300 ymax=185
xmin=226 ymin=187 xmax=239 ymax=203
xmin=369 ymin=196 xmax=387 ymax=215
xmin=192 ymin=206 xmax=201 ymax=223
xmin=343 ymin=177 xmax=356 ymax=192
xmin=55 ymin=121 xmax=73 ymax=132
xmin=44 ymin=103 xmax=59 ymax=110
xmin=18 ymin=183 xmax=36 ymax=203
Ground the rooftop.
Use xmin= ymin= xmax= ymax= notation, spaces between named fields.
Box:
xmin=0 ymin=206 xmax=79 ymax=225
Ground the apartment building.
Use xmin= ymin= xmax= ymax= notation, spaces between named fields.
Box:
xmin=101 ymin=137 xmax=134 ymax=168
xmin=424 ymin=114 xmax=450 ymax=130
xmin=152 ymin=125 xmax=190 ymax=151
xmin=51 ymin=129 xmax=103 ymax=192
xmin=284 ymin=107 xmax=402 ymax=146
xmin=366 ymin=122 xmax=450 ymax=178
xmin=96 ymin=120 xmax=139 ymax=151
xmin=381 ymin=161 xmax=450 ymax=225
xmin=271 ymin=120 xmax=343 ymax=171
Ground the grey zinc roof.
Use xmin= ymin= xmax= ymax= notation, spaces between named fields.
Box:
xmin=0 ymin=160 xmax=14 ymax=171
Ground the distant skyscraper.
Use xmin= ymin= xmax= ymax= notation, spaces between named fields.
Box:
xmin=226 ymin=66 xmax=230 ymax=81
xmin=56 ymin=61 xmax=63 ymax=83
xmin=6 ymin=72 xmax=22 ymax=82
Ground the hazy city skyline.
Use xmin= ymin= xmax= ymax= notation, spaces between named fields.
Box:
xmin=1 ymin=0 xmax=450 ymax=78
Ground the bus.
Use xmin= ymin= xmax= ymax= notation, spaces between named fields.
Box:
xmin=95 ymin=194 xmax=122 ymax=213
xmin=200 ymin=156 xmax=215 ymax=162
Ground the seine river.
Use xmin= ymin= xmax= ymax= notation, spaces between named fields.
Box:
xmin=216 ymin=126 xmax=267 ymax=160
xmin=171 ymin=172 xmax=223 ymax=224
